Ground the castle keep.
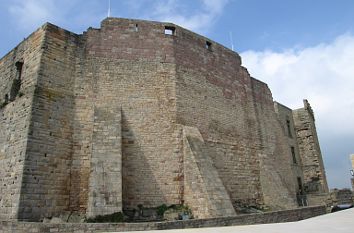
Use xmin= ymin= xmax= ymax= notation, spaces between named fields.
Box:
xmin=0 ymin=18 xmax=328 ymax=221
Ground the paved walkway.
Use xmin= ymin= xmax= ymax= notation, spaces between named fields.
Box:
xmin=122 ymin=208 xmax=354 ymax=233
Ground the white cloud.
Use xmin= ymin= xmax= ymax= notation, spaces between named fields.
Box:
xmin=7 ymin=0 xmax=104 ymax=34
xmin=201 ymin=0 xmax=229 ymax=14
xmin=241 ymin=34 xmax=354 ymax=189
xmin=241 ymin=34 xmax=354 ymax=135
xmin=148 ymin=0 xmax=230 ymax=33
xmin=8 ymin=0 xmax=230 ymax=35
xmin=9 ymin=0 xmax=57 ymax=31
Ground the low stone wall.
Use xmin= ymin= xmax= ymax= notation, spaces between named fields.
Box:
xmin=0 ymin=206 xmax=326 ymax=233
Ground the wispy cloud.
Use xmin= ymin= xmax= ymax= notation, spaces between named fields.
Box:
xmin=241 ymin=34 xmax=354 ymax=135
xmin=119 ymin=0 xmax=230 ymax=33
xmin=8 ymin=0 xmax=58 ymax=31
xmin=241 ymin=34 xmax=354 ymax=188
xmin=8 ymin=0 xmax=229 ymax=35
xmin=151 ymin=0 xmax=229 ymax=33
xmin=7 ymin=0 xmax=105 ymax=34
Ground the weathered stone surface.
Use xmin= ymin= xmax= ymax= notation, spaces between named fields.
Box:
xmin=0 ymin=18 xmax=329 ymax=221
xmin=329 ymin=188 xmax=353 ymax=205
xmin=0 ymin=25 xmax=45 ymax=220
xmin=0 ymin=206 xmax=326 ymax=233
xmin=183 ymin=126 xmax=236 ymax=218
xmin=293 ymin=100 xmax=329 ymax=205
xmin=87 ymin=106 xmax=122 ymax=217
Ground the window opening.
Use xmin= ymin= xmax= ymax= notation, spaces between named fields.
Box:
xmin=164 ymin=26 xmax=175 ymax=35
xmin=10 ymin=61 xmax=23 ymax=101
xmin=205 ymin=41 xmax=212 ymax=51
xmin=15 ymin=61 xmax=24 ymax=80
xmin=297 ymin=177 xmax=303 ymax=194
xmin=286 ymin=119 xmax=292 ymax=138
xmin=291 ymin=146 xmax=297 ymax=164
xmin=296 ymin=176 xmax=307 ymax=206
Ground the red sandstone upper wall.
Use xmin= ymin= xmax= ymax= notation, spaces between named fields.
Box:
xmin=80 ymin=18 xmax=274 ymax=104
xmin=84 ymin=18 xmax=175 ymax=62
xmin=95 ymin=17 xmax=242 ymax=64
xmin=1 ymin=18 xmax=272 ymax=101
xmin=1 ymin=17 xmax=272 ymax=102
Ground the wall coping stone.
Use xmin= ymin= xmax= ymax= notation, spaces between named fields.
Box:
xmin=0 ymin=206 xmax=326 ymax=233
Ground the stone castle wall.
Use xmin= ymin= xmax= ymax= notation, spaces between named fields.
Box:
xmin=0 ymin=26 xmax=46 ymax=219
xmin=182 ymin=126 xmax=236 ymax=218
xmin=252 ymin=81 xmax=298 ymax=210
xmin=329 ymin=188 xmax=353 ymax=205
xmin=17 ymin=23 xmax=81 ymax=221
xmin=0 ymin=18 xmax=329 ymax=221
xmin=174 ymin=28 xmax=262 ymax=207
xmin=0 ymin=206 xmax=326 ymax=233
xmin=82 ymin=19 xmax=180 ymax=211
xmin=173 ymin=24 xmax=298 ymax=210
xmin=274 ymin=103 xmax=306 ymax=192
xmin=293 ymin=100 xmax=329 ymax=204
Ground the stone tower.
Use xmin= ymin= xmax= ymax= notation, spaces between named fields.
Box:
xmin=293 ymin=100 xmax=329 ymax=205
xmin=0 ymin=18 xmax=329 ymax=221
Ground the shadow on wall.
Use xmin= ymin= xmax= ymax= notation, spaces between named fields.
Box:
xmin=121 ymin=110 xmax=169 ymax=211
xmin=18 ymin=88 xmax=73 ymax=221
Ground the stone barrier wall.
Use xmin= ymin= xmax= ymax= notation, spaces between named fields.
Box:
xmin=0 ymin=205 xmax=326 ymax=233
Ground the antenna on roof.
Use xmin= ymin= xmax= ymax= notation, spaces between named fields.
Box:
xmin=108 ymin=0 xmax=111 ymax=17
xmin=229 ymin=31 xmax=234 ymax=51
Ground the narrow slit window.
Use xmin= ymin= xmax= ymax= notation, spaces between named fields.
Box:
xmin=291 ymin=146 xmax=297 ymax=164
xmin=10 ymin=61 xmax=23 ymax=101
xmin=297 ymin=177 xmax=303 ymax=194
xmin=286 ymin=119 xmax=292 ymax=138
xmin=164 ymin=26 xmax=175 ymax=35
xmin=15 ymin=61 xmax=24 ymax=80
xmin=206 ymin=41 xmax=212 ymax=51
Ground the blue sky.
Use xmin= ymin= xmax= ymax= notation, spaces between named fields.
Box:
xmin=0 ymin=0 xmax=353 ymax=189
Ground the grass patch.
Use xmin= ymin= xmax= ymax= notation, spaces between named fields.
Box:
xmin=85 ymin=212 xmax=124 ymax=223
xmin=0 ymin=102 xmax=7 ymax=109
xmin=156 ymin=204 xmax=168 ymax=216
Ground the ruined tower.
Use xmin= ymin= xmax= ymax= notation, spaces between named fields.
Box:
xmin=293 ymin=100 xmax=329 ymax=205
xmin=0 ymin=18 xmax=328 ymax=221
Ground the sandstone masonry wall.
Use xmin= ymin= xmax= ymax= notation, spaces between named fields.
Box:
xmin=0 ymin=27 xmax=45 ymax=219
xmin=251 ymin=79 xmax=297 ymax=210
xmin=82 ymin=18 xmax=180 ymax=210
xmin=0 ymin=18 xmax=330 ymax=221
xmin=0 ymin=206 xmax=326 ymax=233
xmin=329 ymin=189 xmax=353 ymax=205
xmin=174 ymin=27 xmax=263 ymax=207
xmin=293 ymin=100 xmax=329 ymax=206
xmin=18 ymin=24 xmax=80 ymax=221
xmin=274 ymin=102 xmax=306 ymax=198
xmin=87 ymin=106 xmax=122 ymax=217
xmin=182 ymin=126 xmax=236 ymax=218
xmin=173 ymin=24 xmax=298 ymax=209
